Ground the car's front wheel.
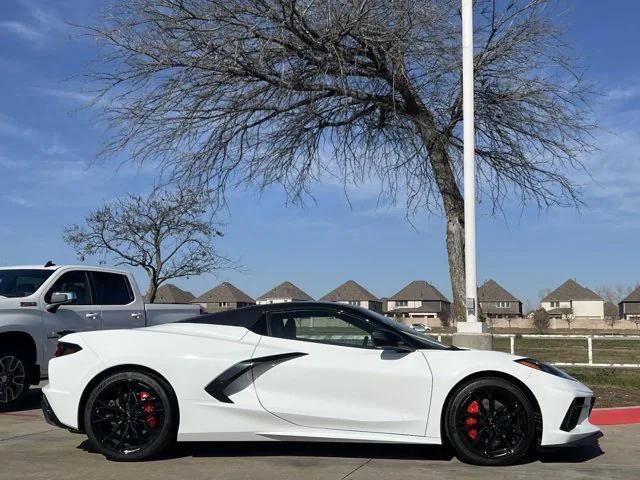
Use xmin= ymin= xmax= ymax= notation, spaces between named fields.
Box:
xmin=83 ymin=370 xmax=177 ymax=461
xmin=444 ymin=377 xmax=536 ymax=466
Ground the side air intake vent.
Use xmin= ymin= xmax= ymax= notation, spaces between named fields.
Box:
xmin=560 ymin=397 xmax=587 ymax=432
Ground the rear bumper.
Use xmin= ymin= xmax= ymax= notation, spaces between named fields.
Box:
xmin=41 ymin=394 xmax=66 ymax=430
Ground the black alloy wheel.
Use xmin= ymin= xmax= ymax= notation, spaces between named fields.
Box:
xmin=445 ymin=377 xmax=536 ymax=466
xmin=0 ymin=348 xmax=30 ymax=411
xmin=84 ymin=371 xmax=177 ymax=461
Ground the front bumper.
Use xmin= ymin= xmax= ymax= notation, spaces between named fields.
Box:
xmin=541 ymin=430 xmax=603 ymax=449
xmin=534 ymin=377 xmax=602 ymax=447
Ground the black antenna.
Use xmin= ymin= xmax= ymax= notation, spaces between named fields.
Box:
xmin=44 ymin=260 xmax=56 ymax=268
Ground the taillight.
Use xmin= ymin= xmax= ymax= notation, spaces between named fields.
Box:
xmin=53 ymin=342 xmax=82 ymax=358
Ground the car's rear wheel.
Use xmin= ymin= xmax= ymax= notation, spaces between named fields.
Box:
xmin=445 ymin=377 xmax=536 ymax=466
xmin=0 ymin=347 xmax=30 ymax=412
xmin=83 ymin=371 xmax=177 ymax=461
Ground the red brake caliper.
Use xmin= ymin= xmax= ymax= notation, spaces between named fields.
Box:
xmin=466 ymin=400 xmax=479 ymax=440
xmin=138 ymin=391 xmax=158 ymax=429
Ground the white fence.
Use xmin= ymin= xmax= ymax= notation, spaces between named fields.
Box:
xmin=430 ymin=333 xmax=640 ymax=368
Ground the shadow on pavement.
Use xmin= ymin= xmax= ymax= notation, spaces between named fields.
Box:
xmin=78 ymin=439 xmax=604 ymax=464
xmin=538 ymin=442 xmax=604 ymax=463
xmin=78 ymin=440 xmax=455 ymax=461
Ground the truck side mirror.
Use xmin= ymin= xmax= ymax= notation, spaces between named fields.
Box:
xmin=47 ymin=291 xmax=78 ymax=313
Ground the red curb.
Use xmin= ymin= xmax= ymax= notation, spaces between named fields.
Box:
xmin=590 ymin=406 xmax=640 ymax=425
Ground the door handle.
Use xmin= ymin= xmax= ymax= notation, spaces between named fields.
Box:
xmin=48 ymin=330 xmax=76 ymax=339
xmin=85 ymin=312 xmax=100 ymax=319
xmin=131 ymin=312 xmax=143 ymax=319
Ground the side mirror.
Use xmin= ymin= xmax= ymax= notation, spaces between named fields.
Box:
xmin=371 ymin=330 xmax=415 ymax=353
xmin=47 ymin=292 xmax=77 ymax=313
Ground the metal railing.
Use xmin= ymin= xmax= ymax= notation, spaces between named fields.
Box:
xmin=429 ymin=333 xmax=640 ymax=368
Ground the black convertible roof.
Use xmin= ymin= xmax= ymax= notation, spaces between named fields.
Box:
xmin=180 ymin=301 xmax=359 ymax=329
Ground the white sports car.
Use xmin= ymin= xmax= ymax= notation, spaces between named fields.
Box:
xmin=42 ymin=302 xmax=601 ymax=465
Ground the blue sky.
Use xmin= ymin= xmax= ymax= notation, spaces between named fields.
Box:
xmin=1 ymin=1 xmax=639 ymax=310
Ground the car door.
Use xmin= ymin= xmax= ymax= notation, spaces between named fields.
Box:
xmin=252 ymin=308 xmax=432 ymax=436
xmin=42 ymin=270 xmax=102 ymax=361
xmin=91 ymin=271 xmax=145 ymax=329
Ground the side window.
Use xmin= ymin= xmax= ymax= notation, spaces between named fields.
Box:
xmin=267 ymin=310 xmax=376 ymax=349
xmin=92 ymin=272 xmax=135 ymax=305
xmin=45 ymin=271 xmax=92 ymax=305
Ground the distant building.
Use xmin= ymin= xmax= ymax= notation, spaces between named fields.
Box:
xmin=193 ymin=282 xmax=255 ymax=313
xmin=147 ymin=283 xmax=195 ymax=304
xmin=256 ymin=281 xmax=314 ymax=304
xmin=619 ymin=286 xmax=640 ymax=320
xmin=385 ymin=280 xmax=451 ymax=322
xmin=319 ymin=280 xmax=383 ymax=313
xmin=478 ymin=280 xmax=522 ymax=319
xmin=540 ymin=279 xmax=604 ymax=320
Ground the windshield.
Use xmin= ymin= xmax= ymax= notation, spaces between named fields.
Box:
xmin=351 ymin=305 xmax=453 ymax=350
xmin=0 ymin=269 xmax=54 ymax=298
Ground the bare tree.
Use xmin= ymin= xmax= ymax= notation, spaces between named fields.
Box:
xmin=532 ymin=307 xmax=549 ymax=333
xmin=595 ymin=283 xmax=638 ymax=305
xmin=84 ymin=0 xmax=594 ymax=319
xmin=64 ymin=187 xmax=233 ymax=302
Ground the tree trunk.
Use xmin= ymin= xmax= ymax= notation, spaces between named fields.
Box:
xmin=413 ymin=112 xmax=467 ymax=322
xmin=146 ymin=279 xmax=158 ymax=303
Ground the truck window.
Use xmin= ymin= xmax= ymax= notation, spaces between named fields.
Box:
xmin=44 ymin=271 xmax=93 ymax=305
xmin=92 ymin=272 xmax=135 ymax=305
xmin=0 ymin=269 xmax=54 ymax=298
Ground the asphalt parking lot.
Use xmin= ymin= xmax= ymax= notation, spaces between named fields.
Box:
xmin=1 ymin=388 xmax=639 ymax=480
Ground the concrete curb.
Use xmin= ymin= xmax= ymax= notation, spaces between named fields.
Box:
xmin=590 ymin=406 xmax=640 ymax=425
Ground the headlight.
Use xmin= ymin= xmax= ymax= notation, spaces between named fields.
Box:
xmin=515 ymin=358 xmax=576 ymax=381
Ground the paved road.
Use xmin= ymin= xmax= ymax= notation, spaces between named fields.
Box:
xmin=1 ymin=389 xmax=639 ymax=480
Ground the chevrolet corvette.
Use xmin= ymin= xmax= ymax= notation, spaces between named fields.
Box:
xmin=41 ymin=302 xmax=601 ymax=465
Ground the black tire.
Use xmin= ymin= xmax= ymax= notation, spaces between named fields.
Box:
xmin=444 ymin=377 xmax=536 ymax=466
xmin=83 ymin=371 xmax=177 ymax=461
xmin=0 ymin=347 xmax=31 ymax=412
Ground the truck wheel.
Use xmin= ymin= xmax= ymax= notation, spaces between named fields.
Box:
xmin=0 ymin=347 xmax=31 ymax=412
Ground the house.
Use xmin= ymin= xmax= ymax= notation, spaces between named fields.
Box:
xmin=540 ymin=279 xmax=604 ymax=319
xmin=147 ymin=283 xmax=195 ymax=304
xmin=619 ymin=286 xmax=640 ymax=320
xmin=256 ymin=281 xmax=314 ymax=304
xmin=478 ymin=280 xmax=522 ymax=319
xmin=385 ymin=280 xmax=451 ymax=322
xmin=193 ymin=282 xmax=255 ymax=313
xmin=319 ymin=280 xmax=383 ymax=313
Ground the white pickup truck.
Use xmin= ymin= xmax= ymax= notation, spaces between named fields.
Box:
xmin=0 ymin=263 xmax=202 ymax=410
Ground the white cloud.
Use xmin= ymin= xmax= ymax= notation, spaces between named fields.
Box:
xmin=43 ymin=135 xmax=72 ymax=155
xmin=0 ymin=0 xmax=66 ymax=46
xmin=34 ymin=87 xmax=103 ymax=106
xmin=3 ymin=194 xmax=35 ymax=208
xmin=0 ymin=155 xmax=28 ymax=169
xmin=0 ymin=21 xmax=44 ymax=42
xmin=0 ymin=114 xmax=37 ymax=139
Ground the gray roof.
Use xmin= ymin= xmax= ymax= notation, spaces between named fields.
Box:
xmin=149 ymin=284 xmax=195 ymax=304
xmin=257 ymin=281 xmax=314 ymax=301
xmin=319 ymin=280 xmax=380 ymax=302
xmin=478 ymin=280 xmax=520 ymax=303
xmin=620 ymin=286 xmax=640 ymax=304
xmin=389 ymin=280 xmax=449 ymax=303
xmin=193 ymin=282 xmax=255 ymax=304
xmin=542 ymin=279 xmax=602 ymax=302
